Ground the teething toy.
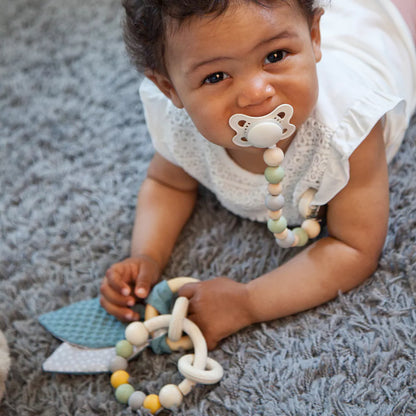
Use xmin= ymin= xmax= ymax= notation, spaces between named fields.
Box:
xmin=108 ymin=277 xmax=224 ymax=413
xmin=229 ymin=104 xmax=321 ymax=248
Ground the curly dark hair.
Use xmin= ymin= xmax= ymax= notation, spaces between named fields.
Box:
xmin=122 ymin=0 xmax=319 ymax=75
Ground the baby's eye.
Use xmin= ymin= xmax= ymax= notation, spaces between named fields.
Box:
xmin=264 ymin=50 xmax=287 ymax=64
xmin=203 ymin=72 xmax=229 ymax=84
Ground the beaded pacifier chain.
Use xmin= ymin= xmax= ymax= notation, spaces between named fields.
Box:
xmin=108 ymin=277 xmax=223 ymax=413
xmin=229 ymin=104 xmax=321 ymax=248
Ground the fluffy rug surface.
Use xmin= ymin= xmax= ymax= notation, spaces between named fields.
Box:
xmin=1 ymin=0 xmax=415 ymax=415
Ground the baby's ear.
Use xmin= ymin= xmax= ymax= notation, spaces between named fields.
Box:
xmin=145 ymin=71 xmax=184 ymax=109
xmin=310 ymin=8 xmax=324 ymax=63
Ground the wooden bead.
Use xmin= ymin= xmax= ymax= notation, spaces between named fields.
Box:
xmin=263 ymin=147 xmax=284 ymax=166
xmin=159 ymin=384 xmax=183 ymax=409
xmin=301 ymin=219 xmax=321 ymax=239
xmin=274 ymin=229 xmax=289 ymax=240
xmin=125 ymin=321 xmax=149 ymax=346
xmin=268 ymin=183 xmax=283 ymax=196
xmin=268 ymin=209 xmax=282 ymax=220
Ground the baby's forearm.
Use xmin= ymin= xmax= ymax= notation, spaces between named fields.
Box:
xmin=246 ymin=236 xmax=379 ymax=324
xmin=130 ymin=177 xmax=197 ymax=269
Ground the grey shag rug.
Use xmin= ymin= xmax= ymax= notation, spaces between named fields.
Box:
xmin=1 ymin=0 xmax=415 ymax=415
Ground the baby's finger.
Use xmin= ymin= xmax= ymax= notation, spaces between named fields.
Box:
xmin=100 ymin=278 xmax=136 ymax=307
xmin=177 ymin=282 xmax=199 ymax=299
xmin=99 ymin=296 xmax=139 ymax=322
xmin=134 ymin=262 xmax=159 ymax=299
xmin=105 ymin=267 xmax=133 ymax=296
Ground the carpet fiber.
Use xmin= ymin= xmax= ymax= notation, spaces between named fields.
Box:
xmin=1 ymin=0 xmax=415 ymax=415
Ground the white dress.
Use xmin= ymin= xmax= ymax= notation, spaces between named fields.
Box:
xmin=140 ymin=0 xmax=416 ymax=225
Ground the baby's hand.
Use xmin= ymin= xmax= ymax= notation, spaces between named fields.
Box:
xmin=100 ymin=255 xmax=160 ymax=322
xmin=178 ymin=277 xmax=254 ymax=350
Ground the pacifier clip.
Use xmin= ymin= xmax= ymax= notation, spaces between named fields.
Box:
xmin=229 ymin=104 xmax=321 ymax=248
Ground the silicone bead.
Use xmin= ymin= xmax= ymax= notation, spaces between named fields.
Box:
xmin=274 ymin=229 xmax=289 ymax=240
xmin=109 ymin=356 xmax=128 ymax=373
xmin=159 ymin=384 xmax=183 ymax=409
xmin=125 ymin=321 xmax=149 ymax=346
xmin=115 ymin=340 xmax=133 ymax=358
xmin=275 ymin=229 xmax=295 ymax=248
xmin=268 ymin=209 xmax=283 ymax=220
xmin=264 ymin=166 xmax=285 ymax=184
xmin=263 ymin=147 xmax=284 ymax=166
xmin=143 ymin=394 xmax=162 ymax=414
xmin=128 ymin=390 xmax=146 ymax=410
xmin=115 ymin=383 xmax=135 ymax=404
xmin=265 ymin=194 xmax=285 ymax=211
xmin=293 ymin=227 xmax=309 ymax=247
xmin=301 ymin=219 xmax=321 ymax=239
xmin=267 ymin=216 xmax=287 ymax=234
xmin=111 ymin=370 xmax=130 ymax=388
xmin=268 ymin=183 xmax=283 ymax=196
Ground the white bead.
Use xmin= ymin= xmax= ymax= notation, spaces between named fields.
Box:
xmin=159 ymin=384 xmax=183 ymax=409
xmin=109 ymin=356 xmax=128 ymax=373
xmin=263 ymin=147 xmax=285 ymax=166
xmin=301 ymin=219 xmax=321 ymax=239
xmin=275 ymin=229 xmax=295 ymax=248
xmin=128 ymin=390 xmax=146 ymax=410
xmin=268 ymin=209 xmax=283 ymax=220
xmin=125 ymin=322 xmax=149 ymax=346
xmin=268 ymin=183 xmax=283 ymax=196
xmin=274 ymin=229 xmax=289 ymax=240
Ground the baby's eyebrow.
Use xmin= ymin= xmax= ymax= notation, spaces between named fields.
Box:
xmin=185 ymin=30 xmax=297 ymax=76
xmin=186 ymin=56 xmax=233 ymax=76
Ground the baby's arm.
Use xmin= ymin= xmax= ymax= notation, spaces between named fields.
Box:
xmin=179 ymin=121 xmax=389 ymax=349
xmin=100 ymin=152 xmax=198 ymax=321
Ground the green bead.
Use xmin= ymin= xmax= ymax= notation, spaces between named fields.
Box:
xmin=293 ymin=227 xmax=309 ymax=246
xmin=264 ymin=166 xmax=285 ymax=184
xmin=267 ymin=216 xmax=287 ymax=234
xmin=115 ymin=340 xmax=133 ymax=358
xmin=115 ymin=383 xmax=135 ymax=404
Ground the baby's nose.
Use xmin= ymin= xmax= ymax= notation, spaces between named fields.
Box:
xmin=237 ymin=74 xmax=275 ymax=108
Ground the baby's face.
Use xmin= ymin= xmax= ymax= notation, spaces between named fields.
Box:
xmin=151 ymin=1 xmax=322 ymax=150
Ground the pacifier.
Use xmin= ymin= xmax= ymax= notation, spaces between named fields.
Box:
xmin=229 ymin=104 xmax=321 ymax=249
xmin=229 ymin=104 xmax=296 ymax=148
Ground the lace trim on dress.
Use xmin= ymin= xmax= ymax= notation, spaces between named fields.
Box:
xmin=166 ymin=106 xmax=334 ymax=225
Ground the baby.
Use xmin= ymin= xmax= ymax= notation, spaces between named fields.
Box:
xmin=100 ymin=0 xmax=416 ymax=349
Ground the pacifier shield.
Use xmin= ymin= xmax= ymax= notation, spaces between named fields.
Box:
xmin=229 ymin=104 xmax=296 ymax=148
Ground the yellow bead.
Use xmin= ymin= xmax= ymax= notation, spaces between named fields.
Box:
xmin=110 ymin=370 xmax=130 ymax=389
xmin=143 ymin=394 xmax=162 ymax=414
